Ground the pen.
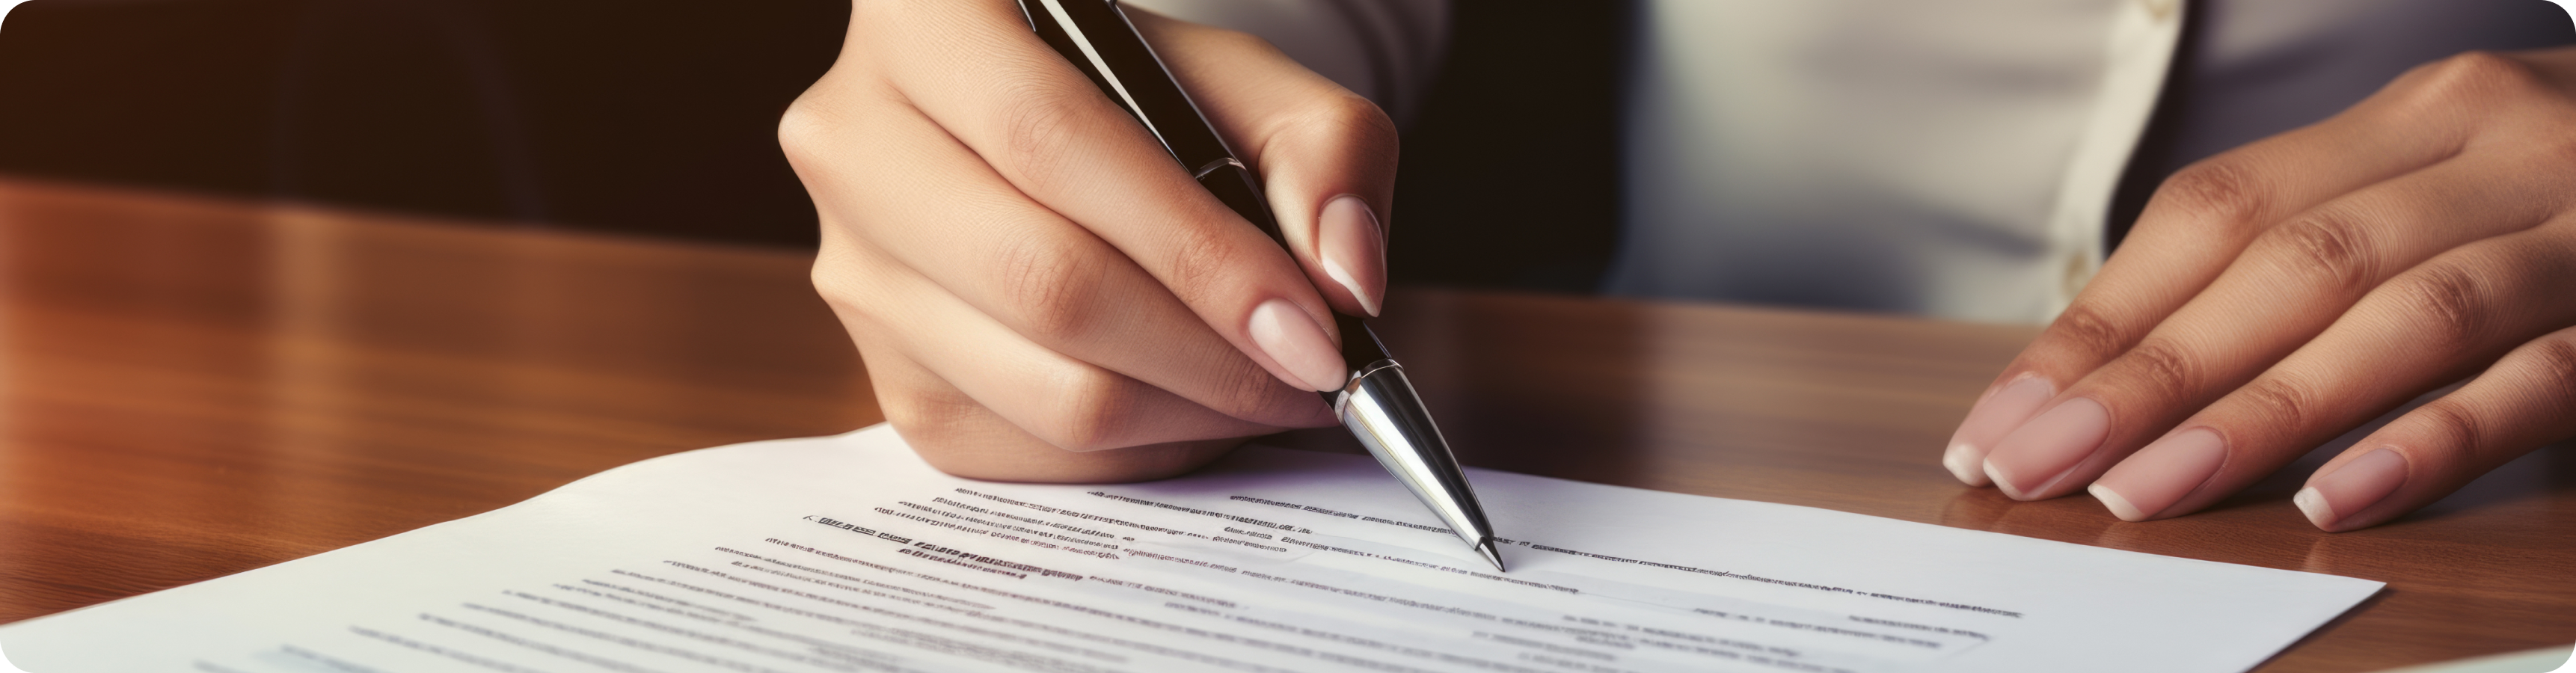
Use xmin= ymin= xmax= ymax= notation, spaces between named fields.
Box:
xmin=1016 ymin=0 xmax=1505 ymax=573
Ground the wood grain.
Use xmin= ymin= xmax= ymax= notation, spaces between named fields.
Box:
xmin=0 ymin=179 xmax=2566 ymax=672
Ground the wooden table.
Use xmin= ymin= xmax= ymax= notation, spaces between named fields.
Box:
xmin=0 ymin=179 xmax=2566 ymax=672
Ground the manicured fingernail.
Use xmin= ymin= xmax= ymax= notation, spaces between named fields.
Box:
xmin=2087 ymin=483 xmax=2145 ymax=521
xmin=2091 ymin=427 xmax=2227 ymax=521
xmin=1982 ymin=396 xmax=2110 ymax=500
xmin=2297 ymin=447 xmax=2409 ymax=530
xmin=1316 ymin=195 xmax=1385 ymax=317
xmin=1943 ymin=375 xmax=2055 ymax=486
xmin=1247 ymin=298 xmax=1347 ymax=393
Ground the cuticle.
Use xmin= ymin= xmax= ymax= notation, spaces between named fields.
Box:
xmin=2004 ymin=371 xmax=2053 ymax=396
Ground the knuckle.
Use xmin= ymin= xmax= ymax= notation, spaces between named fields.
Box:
xmin=1154 ymin=225 xmax=1249 ymax=300
xmin=2531 ymin=336 xmax=2576 ymax=396
xmin=2372 ymin=52 xmax=2549 ymax=129
xmin=779 ymin=95 xmax=871 ymax=173
xmin=1292 ymin=92 xmax=1399 ymax=146
xmin=776 ymin=99 xmax=830 ymax=156
xmin=776 ymin=68 xmax=895 ymax=159
xmin=2150 ymin=160 xmax=2272 ymax=231
xmin=2233 ymin=375 xmax=2322 ymax=431
xmin=2503 ymin=334 xmax=2576 ymax=404
xmin=2117 ymin=337 xmax=2205 ymax=406
xmin=1035 ymin=369 xmax=1141 ymax=452
xmin=2043 ymin=302 xmax=2138 ymax=363
xmin=809 ymin=245 xmax=880 ymax=316
xmin=993 ymin=78 xmax=1099 ymax=181
xmin=2411 ymin=400 xmax=2485 ymax=470
xmin=991 ymin=232 xmax=1107 ymax=345
xmin=809 ymin=270 xmax=866 ymax=316
xmin=874 ymin=393 xmax=938 ymax=438
xmin=1209 ymin=357 xmax=1297 ymax=420
xmin=1254 ymin=91 xmax=1399 ymax=170
xmin=2254 ymin=208 xmax=2381 ymax=295
xmin=874 ymin=376 xmax=984 ymax=448
xmin=2387 ymin=263 xmax=2494 ymax=350
xmin=2408 ymin=51 xmax=2542 ymax=105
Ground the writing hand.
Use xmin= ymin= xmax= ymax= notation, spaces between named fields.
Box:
xmin=1945 ymin=48 xmax=2576 ymax=530
xmin=784 ymin=1 xmax=1397 ymax=482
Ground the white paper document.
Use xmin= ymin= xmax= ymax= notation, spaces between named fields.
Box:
xmin=0 ymin=425 xmax=2380 ymax=673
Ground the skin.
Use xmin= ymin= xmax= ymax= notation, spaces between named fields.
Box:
xmin=782 ymin=0 xmax=1390 ymax=482
xmin=786 ymin=1 xmax=2576 ymax=529
xmin=1947 ymin=47 xmax=2576 ymax=532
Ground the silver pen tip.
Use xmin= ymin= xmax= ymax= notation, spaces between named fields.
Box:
xmin=1476 ymin=537 xmax=1506 ymax=574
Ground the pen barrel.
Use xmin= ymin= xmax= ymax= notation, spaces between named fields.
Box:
xmin=1022 ymin=0 xmax=1243 ymax=181
xmin=1334 ymin=313 xmax=1393 ymax=365
xmin=1333 ymin=360 xmax=1498 ymax=550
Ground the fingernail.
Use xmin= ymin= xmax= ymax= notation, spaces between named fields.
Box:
xmin=1982 ymin=397 xmax=2110 ymax=500
xmin=1247 ymin=298 xmax=1347 ymax=393
xmin=2297 ymin=447 xmax=2409 ymax=530
xmin=2088 ymin=483 xmax=2145 ymax=521
xmin=1943 ymin=375 xmax=2056 ymax=486
xmin=2091 ymin=427 xmax=2227 ymax=521
xmin=1316 ymin=195 xmax=1385 ymax=317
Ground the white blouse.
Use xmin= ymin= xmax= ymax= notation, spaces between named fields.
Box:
xmin=1126 ymin=0 xmax=2570 ymax=325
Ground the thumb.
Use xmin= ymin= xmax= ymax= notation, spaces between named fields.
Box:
xmin=1130 ymin=9 xmax=1401 ymax=318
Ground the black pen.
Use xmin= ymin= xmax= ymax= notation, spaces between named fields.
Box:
xmin=1016 ymin=0 xmax=1503 ymax=572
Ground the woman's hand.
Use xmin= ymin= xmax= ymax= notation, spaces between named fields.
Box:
xmin=782 ymin=1 xmax=1398 ymax=482
xmin=1945 ymin=47 xmax=2576 ymax=531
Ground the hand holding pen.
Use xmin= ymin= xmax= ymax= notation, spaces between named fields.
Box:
xmin=781 ymin=0 xmax=1397 ymax=482
xmin=1019 ymin=0 xmax=1500 ymax=568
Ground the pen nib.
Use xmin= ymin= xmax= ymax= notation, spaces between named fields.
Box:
xmin=1475 ymin=538 xmax=1506 ymax=574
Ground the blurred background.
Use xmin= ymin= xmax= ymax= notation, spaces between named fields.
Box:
xmin=0 ymin=0 xmax=848 ymax=246
xmin=0 ymin=0 xmax=1631 ymax=292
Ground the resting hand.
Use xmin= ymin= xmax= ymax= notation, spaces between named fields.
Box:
xmin=782 ymin=1 xmax=1396 ymax=482
xmin=1944 ymin=47 xmax=2576 ymax=531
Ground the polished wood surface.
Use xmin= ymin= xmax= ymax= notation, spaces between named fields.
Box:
xmin=0 ymin=179 xmax=2566 ymax=672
